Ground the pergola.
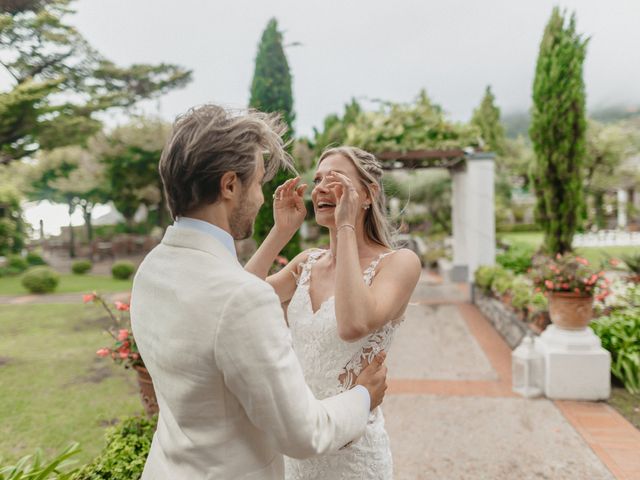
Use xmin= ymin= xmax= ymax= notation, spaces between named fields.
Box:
xmin=377 ymin=149 xmax=496 ymax=282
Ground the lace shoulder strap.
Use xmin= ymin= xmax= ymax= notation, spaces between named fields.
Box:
xmin=297 ymin=249 xmax=327 ymax=286
xmin=363 ymin=250 xmax=396 ymax=286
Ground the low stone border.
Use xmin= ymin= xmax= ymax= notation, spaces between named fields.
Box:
xmin=471 ymin=284 xmax=529 ymax=349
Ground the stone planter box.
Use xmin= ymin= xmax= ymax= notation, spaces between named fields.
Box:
xmin=471 ymin=284 xmax=530 ymax=349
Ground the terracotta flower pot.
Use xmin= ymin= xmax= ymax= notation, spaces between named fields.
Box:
xmin=548 ymin=292 xmax=593 ymax=330
xmin=134 ymin=365 xmax=159 ymax=417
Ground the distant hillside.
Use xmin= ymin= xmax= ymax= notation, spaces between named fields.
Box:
xmin=502 ymin=105 xmax=640 ymax=139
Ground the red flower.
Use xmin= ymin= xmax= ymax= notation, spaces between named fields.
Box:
xmin=96 ymin=348 xmax=110 ymax=357
xmin=117 ymin=329 xmax=129 ymax=341
xmin=115 ymin=301 xmax=130 ymax=312
xmin=561 ymin=283 xmax=569 ymax=290
xmin=83 ymin=293 xmax=96 ymax=303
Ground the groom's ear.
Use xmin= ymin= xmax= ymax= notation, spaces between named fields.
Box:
xmin=219 ymin=171 xmax=239 ymax=201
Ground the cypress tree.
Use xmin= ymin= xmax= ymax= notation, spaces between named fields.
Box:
xmin=530 ymin=8 xmax=588 ymax=255
xmin=249 ymin=18 xmax=300 ymax=259
xmin=471 ymin=85 xmax=505 ymax=155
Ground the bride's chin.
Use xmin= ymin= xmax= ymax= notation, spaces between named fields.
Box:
xmin=314 ymin=214 xmax=335 ymax=229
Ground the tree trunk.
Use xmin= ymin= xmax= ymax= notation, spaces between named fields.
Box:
xmin=83 ymin=203 xmax=93 ymax=261
xmin=68 ymin=201 xmax=76 ymax=258
xmin=594 ymin=191 xmax=606 ymax=230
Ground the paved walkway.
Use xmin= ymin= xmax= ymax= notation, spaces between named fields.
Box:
xmin=385 ymin=272 xmax=640 ymax=480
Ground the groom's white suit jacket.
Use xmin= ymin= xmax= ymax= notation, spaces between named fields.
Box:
xmin=130 ymin=226 xmax=369 ymax=479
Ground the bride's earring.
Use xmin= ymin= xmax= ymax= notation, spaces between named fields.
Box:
xmin=363 ymin=204 xmax=370 ymax=210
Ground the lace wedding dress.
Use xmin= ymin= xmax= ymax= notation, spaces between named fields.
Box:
xmin=284 ymin=249 xmax=402 ymax=480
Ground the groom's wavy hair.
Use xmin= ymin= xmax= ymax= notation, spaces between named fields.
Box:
xmin=317 ymin=146 xmax=396 ymax=249
xmin=159 ymin=104 xmax=295 ymax=219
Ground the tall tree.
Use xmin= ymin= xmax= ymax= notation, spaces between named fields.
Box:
xmin=471 ymin=85 xmax=506 ymax=155
xmin=28 ymin=145 xmax=107 ymax=257
xmin=99 ymin=119 xmax=171 ymax=230
xmin=0 ymin=0 xmax=191 ymax=163
xmin=249 ymin=18 xmax=299 ymax=259
xmin=530 ymin=8 xmax=588 ymax=254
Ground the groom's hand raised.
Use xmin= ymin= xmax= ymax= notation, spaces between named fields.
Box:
xmin=355 ymin=352 xmax=388 ymax=411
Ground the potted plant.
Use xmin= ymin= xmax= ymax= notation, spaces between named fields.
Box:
xmin=531 ymin=253 xmax=610 ymax=330
xmin=84 ymin=292 xmax=158 ymax=417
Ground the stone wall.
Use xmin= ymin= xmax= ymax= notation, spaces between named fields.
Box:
xmin=472 ymin=285 xmax=529 ymax=349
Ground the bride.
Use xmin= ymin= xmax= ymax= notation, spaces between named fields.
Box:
xmin=245 ymin=146 xmax=421 ymax=479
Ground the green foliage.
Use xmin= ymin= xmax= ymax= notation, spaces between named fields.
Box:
xmin=0 ymin=442 xmax=80 ymax=480
xmin=0 ymin=0 xmax=191 ymax=163
xmin=474 ymin=265 xmax=501 ymax=292
xmin=0 ymin=183 xmax=25 ymax=255
xmin=111 ymin=261 xmax=135 ymax=280
xmin=25 ymin=251 xmax=46 ymax=266
xmin=312 ymin=99 xmax=362 ymax=157
xmin=591 ymin=307 xmax=640 ymax=394
xmin=21 ymin=266 xmax=60 ymax=293
xmin=621 ymin=252 xmax=640 ymax=276
xmin=510 ymin=278 xmax=533 ymax=310
xmin=98 ymin=119 xmax=170 ymax=227
xmin=491 ymin=268 xmax=515 ymax=296
xmin=529 ymin=291 xmax=549 ymax=312
xmin=7 ymin=254 xmax=28 ymax=274
xmin=249 ymin=18 xmax=300 ymax=259
xmin=530 ymin=8 xmax=588 ymax=255
xmin=346 ymin=90 xmax=480 ymax=153
xmin=496 ymin=242 xmax=535 ymax=274
xmin=471 ymin=85 xmax=506 ymax=155
xmin=71 ymin=260 xmax=92 ymax=275
xmin=73 ymin=416 xmax=156 ymax=480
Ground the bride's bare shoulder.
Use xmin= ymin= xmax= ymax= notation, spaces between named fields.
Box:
xmin=380 ymin=248 xmax=422 ymax=280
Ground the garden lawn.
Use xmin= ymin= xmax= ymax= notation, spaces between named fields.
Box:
xmin=0 ymin=304 xmax=142 ymax=466
xmin=499 ymin=231 xmax=639 ymax=267
xmin=0 ymin=274 xmax=132 ymax=296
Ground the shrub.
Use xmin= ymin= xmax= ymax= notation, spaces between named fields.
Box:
xmin=529 ymin=292 xmax=548 ymax=312
xmin=511 ymin=278 xmax=533 ymax=310
xmin=491 ymin=268 xmax=514 ymax=296
xmin=0 ymin=442 xmax=80 ymax=479
xmin=21 ymin=266 xmax=60 ymax=294
xmin=496 ymin=242 xmax=535 ymax=274
xmin=7 ymin=254 xmax=28 ymax=275
xmin=72 ymin=260 xmax=92 ymax=275
xmin=591 ymin=305 xmax=640 ymax=394
xmin=111 ymin=261 xmax=135 ymax=280
xmin=74 ymin=416 xmax=156 ymax=480
xmin=474 ymin=265 xmax=499 ymax=292
xmin=622 ymin=252 xmax=640 ymax=276
xmin=25 ymin=251 xmax=47 ymax=266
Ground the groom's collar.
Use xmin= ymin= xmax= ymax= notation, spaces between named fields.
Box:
xmin=173 ymin=217 xmax=237 ymax=257
xmin=161 ymin=224 xmax=238 ymax=264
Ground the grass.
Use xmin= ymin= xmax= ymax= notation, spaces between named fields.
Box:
xmin=499 ymin=231 xmax=638 ymax=267
xmin=0 ymin=274 xmax=132 ymax=296
xmin=0 ymin=304 xmax=142 ymax=466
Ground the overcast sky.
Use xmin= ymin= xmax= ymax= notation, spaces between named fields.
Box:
xmin=61 ymin=0 xmax=640 ymax=137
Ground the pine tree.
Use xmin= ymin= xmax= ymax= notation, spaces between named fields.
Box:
xmin=530 ymin=8 xmax=588 ymax=255
xmin=249 ymin=18 xmax=300 ymax=259
xmin=471 ymin=85 xmax=505 ymax=155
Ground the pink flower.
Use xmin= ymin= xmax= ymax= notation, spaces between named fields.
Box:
xmin=576 ymin=256 xmax=589 ymax=266
xmin=132 ymin=353 xmax=139 ymax=360
xmin=609 ymin=258 xmax=620 ymax=267
xmin=545 ymin=280 xmax=554 ymax=290
xmin=574 ymin=288 xmax=580 ymax=294
xmin=96 ymin=348 xmax=110 ymax=357
xmin=556 ymin=253 xmax=562 ymax=260
xmin=119 ymin=351 xmax=129 ymax=359
xmin=115 ymin=301 xmax=130 ymax=312
xmin=83 ymin=293 xmax=96 ymax=303
xmin=561 ymin=283 xmax=569 ymax=290
xmin=275 ymin=256 xmax=289 ymax=266
xmin=117 ymin=329 xmax=129 ymax=341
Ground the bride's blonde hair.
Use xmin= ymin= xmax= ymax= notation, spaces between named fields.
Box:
xmin=317 ymin=146 xmax=395 ymax=249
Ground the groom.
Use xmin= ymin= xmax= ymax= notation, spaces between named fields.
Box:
xmin=130 ymin=104 xmax=388 ymax=479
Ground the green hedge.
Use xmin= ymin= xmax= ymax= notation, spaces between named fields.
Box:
xmin=73 ymin=416 xmax=156 ymax=480
xmin=21 ymin=266 xmax=60 ymax=294
xmin=72 ymin=260 xmax=93 ymax=275
xmin=111 ymin=261 xmax=135 ymax=280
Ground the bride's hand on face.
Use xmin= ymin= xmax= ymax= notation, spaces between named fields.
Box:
xmin=273 ymin=177 xmax=308 ymax=236
xmin=326 ymin=171 xmax=361 ymax=228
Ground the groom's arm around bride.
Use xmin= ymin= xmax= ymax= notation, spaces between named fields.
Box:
xmin=130 ymin=104 xmax=387 ymax=480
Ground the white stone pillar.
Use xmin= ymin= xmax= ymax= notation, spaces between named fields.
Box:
xmin=450 ymin=153 xmax=496 ymax=282
xmin=617 ymin=188 xmax=628 ymax=229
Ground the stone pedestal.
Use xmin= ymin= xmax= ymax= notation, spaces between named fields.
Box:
xmin=534 ymin=325 xmax=611 ymax=400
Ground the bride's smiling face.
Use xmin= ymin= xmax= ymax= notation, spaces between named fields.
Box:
xmin=311 ymin=153 xmax=367 ymax=228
